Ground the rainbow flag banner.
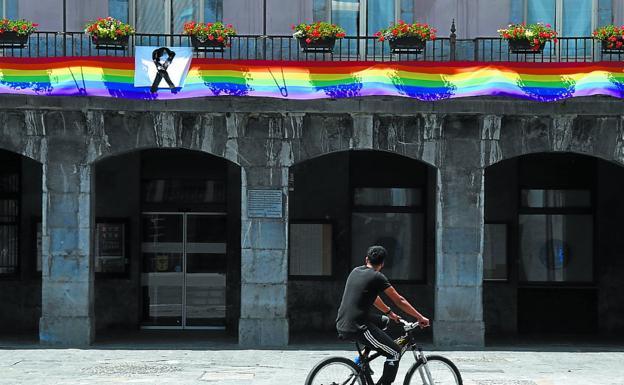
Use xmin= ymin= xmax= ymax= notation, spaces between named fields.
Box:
xmin=0 ymin=57 xmax=623 ymax=101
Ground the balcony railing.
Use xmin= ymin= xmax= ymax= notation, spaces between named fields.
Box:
xmin=0 ymin=31 xmax=622 ymax=63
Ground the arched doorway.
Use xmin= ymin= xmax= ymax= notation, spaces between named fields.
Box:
xmin=483 ymin=152 xmax=624 ymax=339
xmin=0 ymin=149 xmax=42 ymax=339
xmin=93 ymin=149 xmax=241 ymax=335
xmin=287 ymin=150 xmax=436 ymax=338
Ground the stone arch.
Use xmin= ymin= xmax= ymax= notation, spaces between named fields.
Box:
xmin=289 ymin=113 xmax=442 ymax=169
xmin=287 ymin=149 xmax=437 ymax=335
xmin=0 ymin=148 xmax=43 ymax=339
xmin=85 ymin=111 xmax=239 ymax=167
xmin=483 ymin=151 xmax=624 ymax=338
xmin=92 ymin=147 xmax=242 ymax=337
xmin=481 ymin=115 xmax=624 ymax=169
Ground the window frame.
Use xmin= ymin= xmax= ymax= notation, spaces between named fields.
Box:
xmin=351 ymin=185 xmax=427 ymax=284
xmin=517 ymin=187 xmax=596 ymax=286
xmin=483 ymin=222 xmax=510 ymax=282
xmin=523 ymin=0 xmax=599 ymax=37
xmin=127 ymin=0 xmax=220 ymax=35
xmin=315 ymin=0 xmax=406 ymax=36
xmin=288 ymin=219 xmax=334 ymax=280
xmin=0 ymin=158 xmax=20 ymax=279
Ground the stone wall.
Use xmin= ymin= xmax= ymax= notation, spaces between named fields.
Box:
xmin=1 ymin=95 xmax=624 ymax=346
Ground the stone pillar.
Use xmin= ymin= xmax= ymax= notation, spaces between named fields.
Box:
xmin=237 ymin=115 xmax=291 ymax=346
xmin=434 ymin=117 xmax=485 ymax=347
xmin=39 ymin=114 xmax=94 ymax=346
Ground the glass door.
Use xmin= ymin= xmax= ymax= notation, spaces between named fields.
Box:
xmin=185 ymin=213 xmax=227 ymax=328
xmin=141 ymin=213 xmax=184 ymax=327
xmin=141 ymin=212 xmax=227 ymax=329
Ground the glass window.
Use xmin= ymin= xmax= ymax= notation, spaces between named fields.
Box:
xmin=351 ymin=212 xmax=424 ymax=280
xmin=562 ymin=0 xmax=592 ymax=36
xmin=527 ymin=0 xmax=556 ymax=26
xmin=400 ymin=0 xmax=414 ymax=24
xmin=367 ymin=0 xmax=394 ymax=35
xmin=0 ymin=170 xmax=19 ymax=276
xmin=332 ymin=0 xmax=360 ymax=36
xmin=143 ymin=179 xmax=226 ymax=204
xmin=289 ymin=223 xmax=333 ymax=276
xmin=526 ymin=0 xmax=595 ymax=36
xmin=483 ymin=224 xmax=507 ymax=280
xmin=173 ymin=0 xmax=201 ymax=34
xmin=204 ymin=0 xmax=223 ymax=23
xmin=521 ymin=189 xmax=591 ymax=208
xmin=314 ymin=0 xmax=329 ymax=21
xmin=519 ymin=214 xmax=593 ymax=282
xmin=136 ymin=0 xmax=167 ymax=33
xmin=109 ymin=0 xmax=129 ymax=23
xmin=354 ymin=188 xmax=422 ymax=207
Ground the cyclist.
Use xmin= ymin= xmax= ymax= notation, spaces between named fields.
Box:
xmin=336 ymin=245 xmax=430 ymax=385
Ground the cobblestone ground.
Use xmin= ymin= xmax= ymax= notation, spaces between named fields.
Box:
xmin=1 ymin=339 xmax=623 ymax=385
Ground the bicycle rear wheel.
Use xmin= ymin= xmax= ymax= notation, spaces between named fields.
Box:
xmin=305 ymin=356 xmax=364 ymax=385
xmin=403 ymin=355 xmax=462 ymax=385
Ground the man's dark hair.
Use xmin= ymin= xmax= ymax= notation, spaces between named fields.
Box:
xmin=366 ymin=245 xmax=387 ymax=266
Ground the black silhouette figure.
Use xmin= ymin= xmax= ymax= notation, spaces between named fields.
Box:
xmin=150 ymin=47 xmax=177 ymax=93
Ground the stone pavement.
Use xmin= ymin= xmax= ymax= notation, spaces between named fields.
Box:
xmin=1 ymin=337 xmax=623 ymax=385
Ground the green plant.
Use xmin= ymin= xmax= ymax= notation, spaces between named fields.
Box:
xmin=0 ymin=18 xmax=38 ymax=35
xmin=374 ymin=20 xmax=437 ymax=42
xmin=291 ymin=21 xmax=346 ymax=43
xmin=84 ymin=17 xmax=135 ymax=40
xmin=498 ymin=22 xmax=557 ymax=51
xmin=593 ymin=25 xmax=624 ymax=49
xmin=183 ymin=21 xmax=237 ymax=45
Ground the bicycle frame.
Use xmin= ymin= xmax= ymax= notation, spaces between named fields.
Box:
xmin=353 ymin=327 xmax=436 ymax=385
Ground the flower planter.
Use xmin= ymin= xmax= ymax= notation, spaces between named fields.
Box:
xmin=508 ymin=39 xmax=545 ymax=54
xmin=389 ymin=36 xmax=426 ymax=53
xmin=190 ymin=35 xmax=225 ymax=52
xmin=0 ymin=31 xmax=29 ymax=48
xmin=298 ymin=37 xmax=336 ymax=53
xmin=91 ymin=35 xmax=129 ymax=50
xmin=601 ymin=39 xmax=624 ymax=54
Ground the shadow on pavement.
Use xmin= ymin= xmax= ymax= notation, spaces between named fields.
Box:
xmin=1 ymin=330 xmax=623 ymax=353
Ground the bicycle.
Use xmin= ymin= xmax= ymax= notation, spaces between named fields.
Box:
xmin=305 ymin=320 xmax=462 ymax=385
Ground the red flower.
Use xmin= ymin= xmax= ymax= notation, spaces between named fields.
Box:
xmin=217 ymin=36 xmax=224 ymax=42
xmin=305 ymin=38 xmax=312 ymax=43
xmin=208 ymin=35 xmax=214 ymax=40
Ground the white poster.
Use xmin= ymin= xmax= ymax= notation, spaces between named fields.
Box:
xmin=134 ymin=46 xmax=192 ymax=90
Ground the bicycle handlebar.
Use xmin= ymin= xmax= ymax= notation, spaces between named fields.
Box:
xmin=399 ymin=319 xmax=420 ymax=331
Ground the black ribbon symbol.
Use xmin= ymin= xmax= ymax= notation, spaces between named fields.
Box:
xmin=150 ymin=47 xmax=177 ymax=93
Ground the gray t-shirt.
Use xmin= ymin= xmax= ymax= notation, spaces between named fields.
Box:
xmin=336 ymin=266 xmax=392 ymax=333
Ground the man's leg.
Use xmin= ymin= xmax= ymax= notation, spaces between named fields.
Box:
xmin=360 ymin=323 xmax=401 ymax=385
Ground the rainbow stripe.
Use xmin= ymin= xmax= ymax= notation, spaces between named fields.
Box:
xmin=0 ymin=57 xmax=623 ymax=101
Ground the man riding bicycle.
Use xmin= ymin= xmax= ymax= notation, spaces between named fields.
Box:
xmin=336 ymin=245 xmax=430 ymax=385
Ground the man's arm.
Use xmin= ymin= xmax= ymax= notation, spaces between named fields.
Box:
xmin=383 ymin=286 xmax=430 ymax=327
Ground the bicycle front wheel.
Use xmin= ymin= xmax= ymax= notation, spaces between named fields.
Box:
xmin=305 ymin=356 xmax=364 ymax=385
xmin=403 ymin=355 xmax=462 ymax=385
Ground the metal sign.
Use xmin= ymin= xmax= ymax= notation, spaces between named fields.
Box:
xmin=247 ymin=189 xmax=283 ymax=218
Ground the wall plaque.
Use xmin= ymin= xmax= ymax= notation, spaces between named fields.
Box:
xmin=248 ymin=189 xmax=283 ymax=218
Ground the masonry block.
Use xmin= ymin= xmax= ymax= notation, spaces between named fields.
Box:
xmin=240 ymin=283 xmax=287 ymax=318
xmin=241 ymin=219 xmax=287 ymax=250
xmin=39 ymin=315 xmax=94 ymax=346
xmin=241 ymin=249 xmax=287 ymax=284
xmin=239 ymin=317 xmax=289 ymax=347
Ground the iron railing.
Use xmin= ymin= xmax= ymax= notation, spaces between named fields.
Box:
xmin=0 ymin=31 xmax=622 ymax=62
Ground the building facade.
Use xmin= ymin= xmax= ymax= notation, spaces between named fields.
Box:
xmin=1 ymin=1 xmax=624 ymax=347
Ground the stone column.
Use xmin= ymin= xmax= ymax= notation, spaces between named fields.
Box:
xmin=39 ymin=113 xmax=94 ymax=346
xmin=434 ymin=117 xmax=485 ymax=347
xmin=237 ymin=115 xmax=291 ymax=346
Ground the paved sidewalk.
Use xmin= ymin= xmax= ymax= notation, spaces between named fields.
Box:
xmin=1 ymin=339 xmax=624 ymax=385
